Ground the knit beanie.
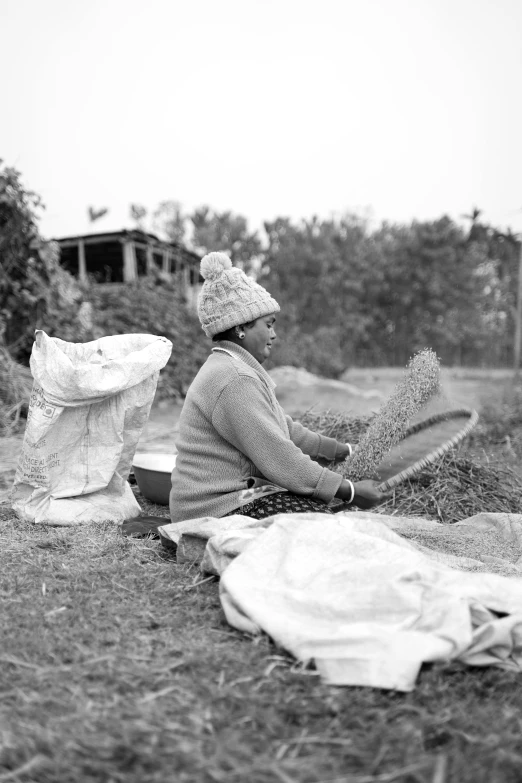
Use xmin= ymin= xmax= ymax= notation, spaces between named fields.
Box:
xmin=197 ymin=252 xmax=280 ymax=338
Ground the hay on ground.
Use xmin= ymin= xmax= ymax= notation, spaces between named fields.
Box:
xmin=379 ymin=451 xmax=522 ymax=524
xmin=298 ymin=408 xmax=522 ymax=526
xmin=298 ymin=409 xmax=375 ymax=445
xmin=0 ymin=346 xmax=33 ymax=435
xmin=399 ymin=523 xmax=522 ymax=577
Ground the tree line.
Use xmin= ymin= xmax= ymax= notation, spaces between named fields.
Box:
xmin=141 ymin=201 xmax=521 ymax=376
xmin=2 ymin=162 xmax=521 ymax=380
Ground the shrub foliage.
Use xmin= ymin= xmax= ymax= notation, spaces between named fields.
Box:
xmin=0 ymin=161 xmax=209 ymax=400
xmin=89 ymin=273 xmax=208 ymax=399
xmin=0 ymin=163 xmax=91 ymax=362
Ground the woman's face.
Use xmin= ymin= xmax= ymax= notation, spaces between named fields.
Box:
xmin=242 ymin=313 xmax=277 ymax=364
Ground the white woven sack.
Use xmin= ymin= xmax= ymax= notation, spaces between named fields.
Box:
xmin=11 ymin=330 xmax=173 ymax=525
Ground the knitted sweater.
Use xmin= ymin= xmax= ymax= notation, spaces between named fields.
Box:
xmin=169 ymin=341 xmax=345 ymax=522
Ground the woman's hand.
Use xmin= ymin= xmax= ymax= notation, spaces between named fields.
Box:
xmin=352 ymin=480 xmax=390 ymax=509
xmin=334 ymin=443 xmax=353 ymax=462
xmin=334 ymin=477 xmax=390 ymax=509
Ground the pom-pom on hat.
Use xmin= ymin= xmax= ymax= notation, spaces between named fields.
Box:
xmin=197 ymin=251 xmax=280 ymax=338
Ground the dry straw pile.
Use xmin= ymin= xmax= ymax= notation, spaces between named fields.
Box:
xmin=395 ymin=516 xmax=522 ymax=577
xmin=379 ymin=451 xmax=522 ymax=524
xmin=343 ymin=348 xmax=441 ymax=482
xmin=297 ymin=409 xmax=375 ymax=446
xmin=299 ymin=409 xmax=522 ymax=526
xmin=0 ymin=346 xmax=33 ymax=435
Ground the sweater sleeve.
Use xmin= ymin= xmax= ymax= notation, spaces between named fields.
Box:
xmin=285 ymin=415 xmax=345 ymax=461
xmin=212 ymin=376 xmax=343 ymax=503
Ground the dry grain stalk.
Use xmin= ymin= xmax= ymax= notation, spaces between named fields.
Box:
xmin=343 ymin=349 xmax=441 ymax=481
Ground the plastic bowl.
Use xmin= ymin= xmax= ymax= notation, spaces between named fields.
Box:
xmin=132 ymin=452 xmax=177 ymax=505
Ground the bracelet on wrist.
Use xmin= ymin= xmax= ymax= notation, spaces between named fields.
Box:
xmin=346 ymin=480 xmax=355 ymax=504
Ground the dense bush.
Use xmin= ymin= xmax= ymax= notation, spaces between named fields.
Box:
xmin=89 ymin=271 xmax=208 ymax=399
xmin=0 ymin=163 xmax=40 ymax=350
xmin=0 ymin=159 xmax=208 ymax=400
xmin=0 ymin=163 xmax=91 ymax=362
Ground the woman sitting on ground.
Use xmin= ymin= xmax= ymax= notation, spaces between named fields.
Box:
xmin=169 ymin=252 xmax=387 ymax=523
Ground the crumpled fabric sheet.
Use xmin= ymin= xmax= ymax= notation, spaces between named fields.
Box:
xmin=160 ymin=511 xmax=522 ymax=691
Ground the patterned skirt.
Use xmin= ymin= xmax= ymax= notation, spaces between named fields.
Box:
xmin=223 ymin=491 xmax=334 ymax=520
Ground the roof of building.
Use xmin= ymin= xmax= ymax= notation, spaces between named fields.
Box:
xmin=53 ymin=229 xmax=201 ymax=264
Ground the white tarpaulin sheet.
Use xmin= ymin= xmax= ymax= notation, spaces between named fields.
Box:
xmin=161 ymin=511 xmax=522 ymax=691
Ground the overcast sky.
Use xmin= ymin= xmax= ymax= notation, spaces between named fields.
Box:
xmin=3 ymin=0 xmax=522 ymax=241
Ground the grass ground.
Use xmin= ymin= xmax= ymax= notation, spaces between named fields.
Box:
xmin=3 ymin=503 xmax=522 ymax=783
xmin=2 ymin=370 xmax=522 ymax=782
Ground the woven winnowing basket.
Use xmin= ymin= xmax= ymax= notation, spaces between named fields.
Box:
xmin=367 ymin=408 xmax=479 ymax=491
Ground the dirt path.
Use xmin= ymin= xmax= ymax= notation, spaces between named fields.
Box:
xmin=342 ymin=367 xmax=515 ymax=412
xmin=137 ymin=401 xmax=183 ymax=453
